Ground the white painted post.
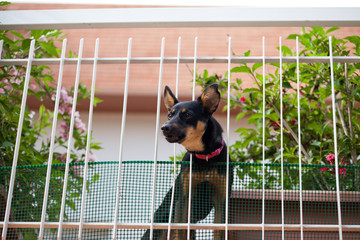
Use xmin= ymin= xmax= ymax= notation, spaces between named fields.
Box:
xmin=57 ymin=38 xmax=84 ymax=240
xmin=112 ymin=37 xmax=133 ymax=240
xmin=149 ymin=37 xmax=166 ymax=240
xmin=78 ymin=38 xmax=100 ymax=240
xmin=167 ymin=36 xmax=181 ymax=240
xmin=329 ymin=36 xmax=343 ymax=240
xmin=1 ymin=40 xmax=36 ymax=240
xmin=296 ymin=36 xmax=304 ymax=240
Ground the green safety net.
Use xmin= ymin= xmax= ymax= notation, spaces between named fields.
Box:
xmin=0 ymin=161 xmax=359 ymax=239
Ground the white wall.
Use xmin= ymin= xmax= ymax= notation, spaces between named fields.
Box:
xmin=84 ymin=112 xmax=247 ymax=162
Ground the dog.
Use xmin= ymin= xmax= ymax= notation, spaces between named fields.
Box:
xmin=142 ymin=84 xmax=233 ymax=240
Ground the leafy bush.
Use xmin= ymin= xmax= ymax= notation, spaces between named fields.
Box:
xmin=0 ymin=7 xmax=102 ymax=238
xmin=196 ymin=27 xmax=360 ymax=191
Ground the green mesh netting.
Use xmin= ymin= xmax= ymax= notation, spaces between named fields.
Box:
xmin=0 ymin=161 xmax=359 ymax=239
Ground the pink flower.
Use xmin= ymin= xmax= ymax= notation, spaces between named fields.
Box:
xmin=55 ymin=153 xmax=66 ymax=163
xmin=29 ymin=83 xmax=37 ymax=90
xmin=58 ymin=131 xmax=69 ymax=140
xmin=326 ymin=154 xmax=335 ymax=164
xmin=60 ymin=121 xmax=69 ymax=131
xmin=0 ymin=88 xmax=4 ymax=94
xmin=59 ymin=104 xmax=72 ymax=115
xmin=74 ymin=112 xmax=86 ymax=134
xmin=3 ymin=79 xmax=11 ymax=91
xmin=60 ymin=88 xmax=73 ymax=104
xmin=58 ymin=121 xmax=70 ymax=140
xmin=89 ymin=152 xmax=96 ymax=162
xmin=320 ymin=167 xmax=329 ymax=172
xmin=240 ymin=97 xmax=246 ymax=103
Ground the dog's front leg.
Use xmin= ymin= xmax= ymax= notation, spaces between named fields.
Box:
xmin=212 ymin=172 xmax=227 ymax=240
xmin=173 ymin=167 xmax=195 ymax=240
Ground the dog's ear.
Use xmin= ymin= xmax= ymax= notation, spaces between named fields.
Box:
xmin=198 ymin=84 xmax=220 ymax=115
xmin=164 ymin=86 xmax=179 ymax=111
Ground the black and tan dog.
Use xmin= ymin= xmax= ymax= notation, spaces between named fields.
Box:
xmin=142 ymin=84 xmax=233 ymax=240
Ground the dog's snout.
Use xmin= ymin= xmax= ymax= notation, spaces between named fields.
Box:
xmin=161 ymin=124 xmax=171 ymax=133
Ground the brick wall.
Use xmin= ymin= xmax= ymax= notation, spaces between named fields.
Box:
xmin=5 ymin=4 xmax=360 ymax=112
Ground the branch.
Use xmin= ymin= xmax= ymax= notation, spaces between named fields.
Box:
xmin=269 ymin=101 xmax=311 ymax=163
xmin=335 ymin=102 xmax=349 ymax=137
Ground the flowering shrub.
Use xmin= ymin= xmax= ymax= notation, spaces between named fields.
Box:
xmin=0 ymin=9 xmax=102 ymax=237
xmin=196 ymin=27 xmax=360 ymax=191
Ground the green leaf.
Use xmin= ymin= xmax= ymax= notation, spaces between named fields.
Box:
xmin=39 ymin=41 xmax=59 ymax=57
xmin=93 ymin=97 xmax=103 ymax=107
xmin=231 ymin=66 xmax=252 ymax=74
xmin=39 ymin=104 xmax=45 ymax=118
xmin=252 ymin=63 xmax=263 ymax=72
xmin=345 ymin=36 xmax=360 ymax=47
xmin=92 ymin=174 xmax=100 ymax=183
xmin=326 ymin=27 xmax=339 ymax=34
xmin=2 ymin=141 xmax=14 ymax=147
xmin=67 ymin=199 xmax=76 ymax=211
xmin=287 ymin=34 xmax=299 ymax=40
xmin=243 ymin=50 xmax=251 ymax=57
xmin=242 ymin=88 xmax=260 ymax=94
xmin=248 ymin=113 xmax=263 ymax=121
xmin=0 ymin=1 xmax=11 ymax=6
xmin=236 ymin=111 xmax=248 ymax=121
xmin=282 ymin=81 xmax=292 ymax=89
xmin=9 ymin=30 xmax=24 ymax=39
xmin=90 ymin=142 xmax=102 ymax=150
xmin=31 ymin=30 xmax=45 ymax=40
xmin=310 ymin=141 xmax=321 ymax=147
xmin=21 ymin=39 xmax=31 ymax=50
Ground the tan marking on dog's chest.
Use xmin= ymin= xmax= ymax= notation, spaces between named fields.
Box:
xmin=181 ymin=121 xmax=205 ymax=152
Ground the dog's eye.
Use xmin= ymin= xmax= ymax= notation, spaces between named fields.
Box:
xmin=168 ymin=112 xmax=173 ymax=120
xmin=183 ymin=112 xmax=192 ymax=119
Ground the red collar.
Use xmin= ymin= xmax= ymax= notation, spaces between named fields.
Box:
xmin=195 ymin=139 xmax=224 ymax=161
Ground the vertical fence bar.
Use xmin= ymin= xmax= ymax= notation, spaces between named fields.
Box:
xmin=279 ymin=37 xmax=285 ymax=240
xmin=149 ymin=37 xmax=166 ymax=240
xmin=57 ymin=38 xmax=84 ymax=240
xmin=261 ymin=36 xmax=266 ymax=240
xmin=0 ymin=40 xmax=3 ymax=56
xmin=112 ymin=37 xmax=132 ymax=240
xmin=78 ymin=38 xmax=100 ymax=240
xmin=38 ymin=38 xmax=67 ymax=240
xmin=1 ymin=40 xmax=36 ymax=240
xmin=187 ymin=36 xmax=198 ymax=240
xmin=329 ymin=37 xmax=343 ymax=240
xmin=225 ymin=36 xmax=231 ymax=240
xmin=192 ymin=37 xmax=198 ymax=100
xmin=167 ymin=36 xmax=181 ymax=240
xmin=296 ymin=37 xmax=304 ymax=240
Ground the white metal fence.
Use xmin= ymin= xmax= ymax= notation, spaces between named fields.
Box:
xmin=1 ymin=7 xmax=360 ymax=240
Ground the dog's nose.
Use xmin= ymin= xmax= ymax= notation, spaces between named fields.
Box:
xmin=161 ymin=124 xmax=171 ymax=133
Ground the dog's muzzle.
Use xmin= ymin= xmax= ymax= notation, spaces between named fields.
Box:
xmin=161 ymin=124 xmax=184 ymax=143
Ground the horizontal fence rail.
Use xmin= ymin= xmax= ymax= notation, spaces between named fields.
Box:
xmin=1 ymin=222 xmax=360 ymax=232
xmin=2 ymin=56 xmax=360 ymax=66
xmin=1 ymin=7 xmax=360 ymax=30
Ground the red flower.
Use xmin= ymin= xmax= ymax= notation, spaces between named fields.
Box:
xmin=320 ymin=167 xmax=329 ymax=172
xmin=339 ymin=168 xmax=347 ymax=175
xmin=240 ymin=97 xmax=246 ymax=103
xmin=291 ymin=119 xmax=297 ymax=126
xmin=270 ymin=121 xmax=280 ymax=130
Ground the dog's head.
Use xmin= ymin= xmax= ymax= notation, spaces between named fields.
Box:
xmin=161 ymin=84 xmax=220 ymax=152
